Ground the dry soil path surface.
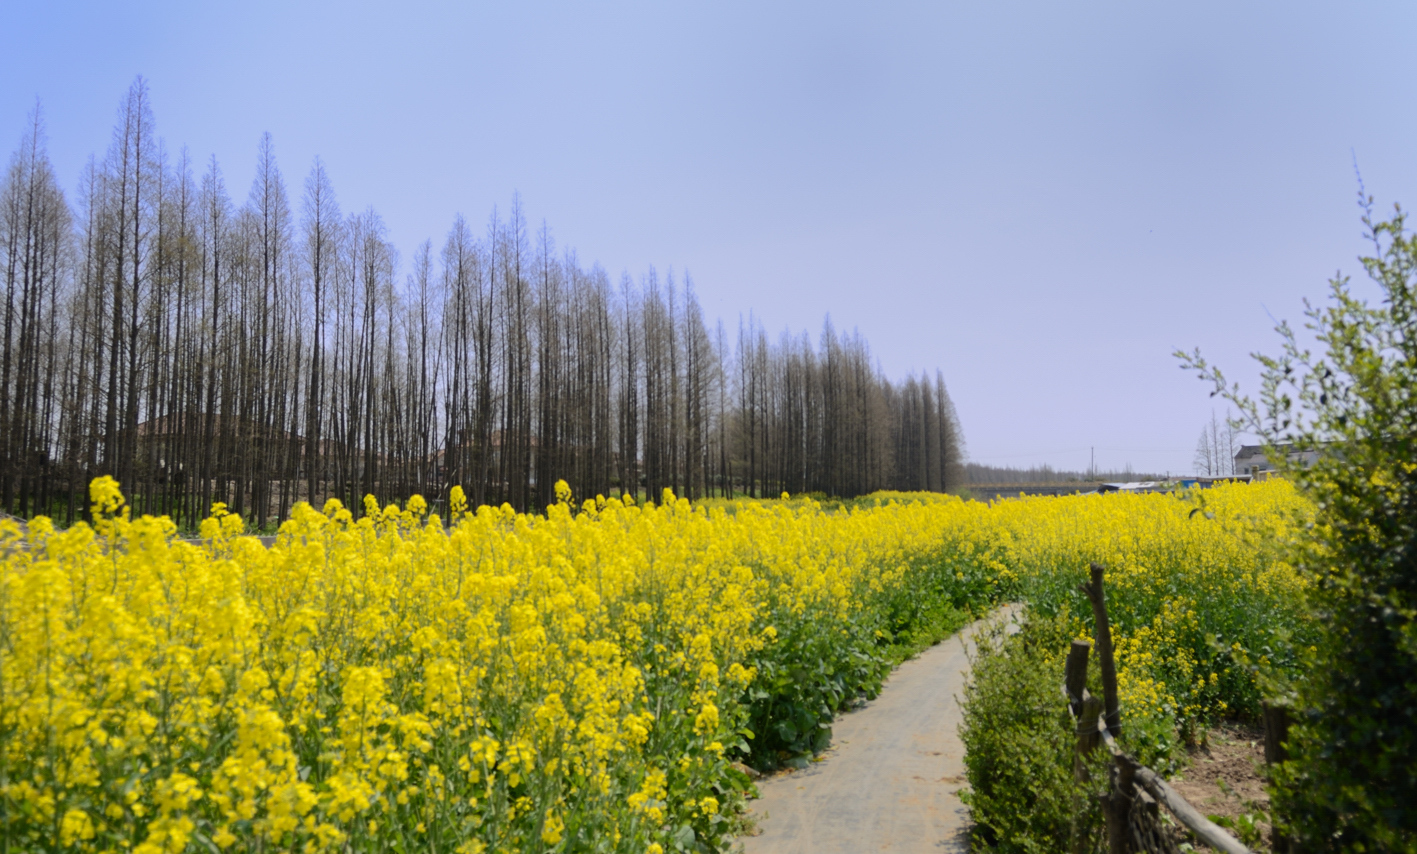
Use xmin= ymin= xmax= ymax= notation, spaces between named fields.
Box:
xmin=737 ymin=608 xmax=1017 ymax=854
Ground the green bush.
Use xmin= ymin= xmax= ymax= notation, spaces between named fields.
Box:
xmin=744 ymin=548 xmax=988 ymax=767
xmin=1180 ymin=203 xmax=1417 ymax=851
xmin=959 ymin=611 xmax=1107 ymax=853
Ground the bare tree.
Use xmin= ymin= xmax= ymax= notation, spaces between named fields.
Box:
xmin=1194 ymin=410 xmax=1240 ymax=477
xmin=0 ymin=103 xmax=72 ymax=516
xmin=0 ymin=84 xmax=970 ymax=524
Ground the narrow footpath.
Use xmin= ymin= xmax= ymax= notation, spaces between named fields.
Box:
xmin=738 ymin=609 xmax=1016 ymax=854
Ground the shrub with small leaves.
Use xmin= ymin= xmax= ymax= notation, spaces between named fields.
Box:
xmin=1180 ymin=202 xmax=1417 ymax=851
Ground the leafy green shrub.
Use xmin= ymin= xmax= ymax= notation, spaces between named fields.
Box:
xmin=1180 ymin=203 xmax=1417 ymax=851
xmin=879 ymin=551 xmax=991 ymax=659
xmin=744 ymin=597 xmax=891 ymax=762
xmin=744 ymin=546 xmax=991 ymax=767
xmin=959 ymin=611 xmax=1107 ymax=853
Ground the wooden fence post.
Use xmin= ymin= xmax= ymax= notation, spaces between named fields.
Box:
xmin=1076 ymin=696 xmax=1104 ymax=765
xmin=1063 ymin=601 xmax=1257 ymax=854
xmin=1082 ymin=562 xmax=1122 ymax=738
xmin=1068 ymin=641 xmax=1101 ymax=854
xmin=1072 ymin=697 xmax=1106 ymax=854
xmin=1064 ymin=639 xmax=1091 ymax=714
xmin=1107 ymin=754 xmax=1138 ymax=854
xmin=1102 ymin=786 xmax=1130 ymax=854
xmin=1081 ymin=563 xmax=1128 ymax=852
xmin=1262 ymin=700 xmax=1290 ymax=765
xmin=1262 ymin=700 xmax=1292 ymax=854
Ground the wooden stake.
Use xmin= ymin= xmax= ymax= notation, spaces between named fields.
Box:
xmin=1262 ymin=700 xmax=1292 ymax=854
xmin=1064 ymin=639 xmax=1091 ymax=714
xmin=1262 ymin=700 xmax=1290 ymax=765
xmin=1081 ymin=562 xmax=1122 ymax=738
xmin=1076 ymin=694 xmax=1104 ymax=764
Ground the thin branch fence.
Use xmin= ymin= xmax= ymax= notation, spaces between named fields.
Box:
xmin=1065 ymin=562 xmax=1289 ymax=854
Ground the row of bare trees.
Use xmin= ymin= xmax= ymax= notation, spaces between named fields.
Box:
xmin=0 ymin=80 xmax=964 ymax=527
xmin=1193 ymin=410 xmax=1240 ymax=477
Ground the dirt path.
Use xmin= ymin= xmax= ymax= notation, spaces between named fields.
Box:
xmin=737 ymin=608 xmax=1016 ymax=854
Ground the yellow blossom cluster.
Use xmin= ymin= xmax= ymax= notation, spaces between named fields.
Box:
xmin=956 ymin=480 xmax=1311 ymax=752
xmin=0 ymin=479 xmax=997 ymax=852
xmin=0 ymin=477 xmax=1303 ymax=851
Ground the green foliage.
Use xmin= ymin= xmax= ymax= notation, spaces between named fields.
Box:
xmin=1179 ymin=203 xmax=1417 ymax=851
xmin=980 ymin=485 xmax=1313 ymax=765
xmin=951 ymin=484 xmax=1310 ymax=849
xmin=1209 ymin=812 xmax=1266 ymax=849
xmin=879 ymin=553 xmax=991 ymax=660
xmin=744 ymin=599 xmax=890 ymax=762
xmin=959 ymin=612 xmax=1108 ymax=854
xmin=743 ymin=549 xmax=992 ymax=768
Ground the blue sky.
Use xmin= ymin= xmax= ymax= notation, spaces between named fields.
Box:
xmin=3 ymin=1 xmax=1415 ymax=475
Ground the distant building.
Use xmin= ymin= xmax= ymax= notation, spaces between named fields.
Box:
xmin=1096 ymin=481 xmax=1165 ymax=494
xmin=1233 ymin=443 xmax=1319 ymax=476
xmin=1177 ymin=476 xmax=1248 ymax=489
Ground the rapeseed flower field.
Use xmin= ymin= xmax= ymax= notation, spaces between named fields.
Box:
xmin=0 ymin=477 xmax=1304 ymax=852
xmin=968 ymin=480 xmax=1312 ymax=763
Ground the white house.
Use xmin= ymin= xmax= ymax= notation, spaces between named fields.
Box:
xmin=1233 ymin=443 xmax=1319 ymax=476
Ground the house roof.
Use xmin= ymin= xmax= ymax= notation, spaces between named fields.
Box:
xmin=1097 ymin=481 xmax=1163 ymax=493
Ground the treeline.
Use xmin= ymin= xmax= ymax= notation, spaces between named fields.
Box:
xmin=0 ymin=80 xmax=963 ymax=527
xmin=962 ymin=463 xmax=1161 ymax=484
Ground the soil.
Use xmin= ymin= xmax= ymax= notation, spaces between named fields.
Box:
xmin=1166 ymin=722 xmax=1273 ymax=851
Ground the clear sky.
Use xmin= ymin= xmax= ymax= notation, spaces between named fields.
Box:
xmin=3 ymin=1 xmax=1414 ymax=476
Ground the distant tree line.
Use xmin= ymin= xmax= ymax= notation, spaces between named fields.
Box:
xmin=962 ymin=462 xmax=1163 ymax=485
xmin=0 ymin=80 xmax=963 ymax=527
